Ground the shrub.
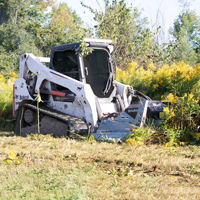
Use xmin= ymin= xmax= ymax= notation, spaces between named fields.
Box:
xmin=117 ymin=61 xmax=200 ymax=100
xmin=0 ymin=72 xmax=17 ymax=130
xmin=126 ymin=127 xmax=154 ymax=146
xmin=162 ymin=93 xmax=200 ymax=141
xmin=118 ymin=61 xmax=200 ymax=143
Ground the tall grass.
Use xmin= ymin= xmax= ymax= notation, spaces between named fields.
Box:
xmin=0 ymin=72 xmax=17 ymax=130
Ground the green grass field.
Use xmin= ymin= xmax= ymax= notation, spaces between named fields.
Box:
xmin=0 ymin=132 xmax=200 ymax=200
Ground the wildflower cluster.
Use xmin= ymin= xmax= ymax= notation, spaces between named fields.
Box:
xmin=162 ymin=93 xmax=200 ymax=142
xmin=118 ymin=61 xmax=200 ymax=144
xmin=126 ymin=127 xmax=154 ymax=146
xmin=117 ymin=61 xmax=200 ymax=100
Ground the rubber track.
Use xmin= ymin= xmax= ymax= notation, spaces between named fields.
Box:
xmin=24 ymin=103 xmax=88 ymax=135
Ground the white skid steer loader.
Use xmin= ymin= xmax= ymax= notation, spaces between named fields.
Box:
xmin=13 ymin=38 xmax=166 ymax=139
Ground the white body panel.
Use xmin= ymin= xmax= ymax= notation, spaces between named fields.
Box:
xmin=37 ymin=57 xmax=50 ymax=63
xmin=99 ymin=102 xmax=118 ymax=114
xmin=14 ymin=78 xmax=33 ymax=111
xmin=49 ymin=101 xmax=85 ymax=119
xmin=115 ymin=81 xmax=132 ymax=108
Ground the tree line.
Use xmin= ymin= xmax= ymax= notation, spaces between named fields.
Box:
xmin=0 ymin=0 xmax=200 ymax=75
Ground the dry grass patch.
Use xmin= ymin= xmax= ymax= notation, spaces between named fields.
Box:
xmin=0 ymin=132 xmax=200 ymax=199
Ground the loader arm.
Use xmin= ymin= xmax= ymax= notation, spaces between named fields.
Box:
xmin=17 ymin=53 xmax=98 ymax=127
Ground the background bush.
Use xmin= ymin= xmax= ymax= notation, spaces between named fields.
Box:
xmin=0 ymin=73 xmax=17 ymax=130
xmin=117 ymin=62 xmax=200 ymax=143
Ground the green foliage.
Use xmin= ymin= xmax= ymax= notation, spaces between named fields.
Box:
xmin=164 ymin=129 xmax=181 ymax=147
xmin=0 ymin=1 xmax=90 ymax=74
xmin=41 ymin=3 xmax=92 ymax=56
xmin=0 ymin=0 xmax=55 ymax=33
xmin=0 ymin=73 xmax=17 ymax=130
xmin=175 ymin=36 xmax=197 ymax=66
xmin=0 ymin=23 xmax=43 ymax=54
xmin=126 ymin=127 xmax=154 ymax=146
xmin=78 ymin=39 xmax=93 ymax=57
xmin=82 ymin=0 xmax=144 ymax=67
xmin=166 ymin=129 xmax=180 ymax=143
xmin=0 ymin=23 xmax=43 ymax=73
xmin=172 ymin=10 xmax=200 ymax=65
xmin=22 ymin=0 xmax=54 ymax=32
xmin=82 ymin=0 xmax=173 ymax=68
xmin=162 ymin=95 xmax=200 ymax=141
xmin=0 ymin=48 xmax=18 ymax=73
xmin=0 ymin=0 xmax=25 ymax=25
xmin=0 ymin=0 xmax=54 ymax=74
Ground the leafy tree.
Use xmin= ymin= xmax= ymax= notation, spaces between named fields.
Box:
xmin=40 ymin=3 xmax=92 ymax=56
xmin=0 ymin=45 xmax=17 ymax=73
xmin=0 ymin=22 xmax=41 ymax=54
xmin=0 ymin=0 xmax=54 ymax=26
xmin=172 ymin=10 xmax=200 ymax=65
xmin=81 ymin=0 xmax=169 ymax=68
xmin=0 ymin=0 xmax=23 ymax=24
xmin=0 ymin=23 xmax=43 ymax=73
xmin=0 ymin=0 xmax=9 ymax=24
xmin=0 ymin=1 xmax=89 ymax=74
xmin=0 ymin=0 xmax=55 ymax=53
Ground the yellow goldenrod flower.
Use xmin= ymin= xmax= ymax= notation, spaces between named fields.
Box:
xmin=126 ymin=138 xmax=143 ymax=146
xmin=188 ymin=93 xmax=194 ymax=100
xmin=147 ymin=62 xmax=156 ymax=70
xmin=165 ymin=93 xmax=178 ymax=104
xmin=195 ymin=133 xmax=200 ymax=139
xmin=163 ymin=107 xmax=169 ymax=114
xmin=169 ymin=109 xmax=175 ymax=118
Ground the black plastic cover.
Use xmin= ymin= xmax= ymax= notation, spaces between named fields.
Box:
xmin=125 ymin=100 xmax=167 ymax=120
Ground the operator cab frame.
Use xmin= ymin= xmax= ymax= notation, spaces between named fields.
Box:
xmin=50 ymin=39 xmax=116 ymax=100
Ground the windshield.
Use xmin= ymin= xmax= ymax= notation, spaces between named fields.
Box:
xmin=52 ymin=50 xmax=80 ymax=80
xmin=83 ymin=49 xmax=114 ymax=98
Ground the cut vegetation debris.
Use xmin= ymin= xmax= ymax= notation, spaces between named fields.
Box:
xmin=0 ymin=132 xmax=200 ymax=199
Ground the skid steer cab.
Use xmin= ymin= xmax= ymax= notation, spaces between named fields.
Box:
xmin=13 ymin=38 xmax=166 ymax=139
